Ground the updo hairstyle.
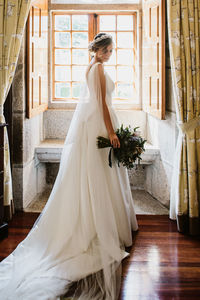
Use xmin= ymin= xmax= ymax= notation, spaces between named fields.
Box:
xmin=88 ymin=32 xmax=113 ymax=54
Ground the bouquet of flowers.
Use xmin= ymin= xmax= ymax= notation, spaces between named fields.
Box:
xmin=97 ymin=124 xmax=147 ymax=169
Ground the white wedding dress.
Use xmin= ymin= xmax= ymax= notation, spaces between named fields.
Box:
xmin=0 ymin=62 xmax=138 ymax=299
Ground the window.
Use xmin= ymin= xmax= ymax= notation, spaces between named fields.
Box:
xmin=52 ymin=12 xmax=138 ymax=104
xmin=27 ymin=1 xmax=166 ymax=120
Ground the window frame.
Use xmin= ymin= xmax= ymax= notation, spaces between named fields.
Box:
xmin=50 ymin=9 xmax=141 ymax=110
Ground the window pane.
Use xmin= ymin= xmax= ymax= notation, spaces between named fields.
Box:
xmin=117 ymin=32 xmax=133 ymax=48
xmin=55 ymin=15 xmax=70 ymax=31
xmin=55 ymin=66 xmax=71 ymax=81
xmin=55 ymin=32 xmax=71 ymax=48
xmin=106 ymin=49 xmax=116 ymax=65
xmin=117 ymin=50 xmax=133 ymax=65
xmin=108 ymin=32 xmax=116 ymax=47
xmin=117 ymin=15 xmax=133 ymax=31
xmin=55 ymin=49 xmax=71 ymax=64
xmin=117 ymin=83 xmax=134 ymax=98
xmin=72 ymin=82 xmax=81 ymax=98
xmin=72 ymin=15 xmax=88 ymax=31
xmin=72 ymin=49 xmax=88 ymax=65
xmin=34 ymin=12 xmax=39 ymax=36
xmin=104 ymin=66 xmax=116 ymax=82
xmin=53 ymin=13 xmax=137 ymax=103
xmin=41 ymin=15 xmax=48 ymax=32
xmin=55 ymin=82 xmax=70 ymax=98
xmin=72 ymin=66 xmax=87 ymax=81
xmin=117 ymin=66 xmax=133 ymax=82
xmin=99 ymin=15 xmax=116 ymax=31
xmin=72 ymin=32 xmax=88 ymax=48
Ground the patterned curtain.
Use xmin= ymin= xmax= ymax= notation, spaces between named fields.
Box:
xmin=167 ymin=0 xmax=200 ymax=235
xmin=0 ymin=0 xmax=31 ymax=220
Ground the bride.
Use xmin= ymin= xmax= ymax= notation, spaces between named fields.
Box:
xmin=0 ymin=32 xmax=138 ymax=300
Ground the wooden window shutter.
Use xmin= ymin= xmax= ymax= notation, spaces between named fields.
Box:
xmin=142 ymin=0 xmax=165 ymax=119
xmin=26 ymin=0 xmax=48 ymax=118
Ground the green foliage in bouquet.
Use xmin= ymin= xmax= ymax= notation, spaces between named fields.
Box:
xmin=97 ymin=124 xmax=147 ymax=169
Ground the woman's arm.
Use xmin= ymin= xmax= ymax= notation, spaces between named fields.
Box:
xmin=98 ymin=63 xmax=120 ymax=148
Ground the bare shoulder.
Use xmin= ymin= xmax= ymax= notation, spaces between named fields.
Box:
xmin=97 ymin=62 xmax=103 ymax=70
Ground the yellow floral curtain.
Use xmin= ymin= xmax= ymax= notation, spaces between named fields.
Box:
xmin=0 ymin=0 xmax=31 ymax=220
xmin=167 ymin=0 xmax=200 ymax=235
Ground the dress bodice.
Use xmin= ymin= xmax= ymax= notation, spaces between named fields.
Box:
xmin=86 ymin=62 xmax=119 ymax=130
xmin=86 ymin=63 xmax=115 ymax=107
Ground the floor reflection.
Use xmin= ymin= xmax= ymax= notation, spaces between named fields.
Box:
xmin=119 ymin=216 xmax=200 ymax=299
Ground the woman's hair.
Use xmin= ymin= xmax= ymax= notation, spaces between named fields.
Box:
xmin=88 ymin=32 xmax=113 ymax=53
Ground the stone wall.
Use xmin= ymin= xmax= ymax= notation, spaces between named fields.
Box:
xmin=44 ymin=109 xmax=147 ymax=139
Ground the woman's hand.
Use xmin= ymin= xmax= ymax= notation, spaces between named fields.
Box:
xmin=109 ymin=133 xmax=120 ymax=148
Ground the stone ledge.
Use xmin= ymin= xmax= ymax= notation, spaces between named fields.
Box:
xmin=35 ymin=139 xmax=160 ymax=164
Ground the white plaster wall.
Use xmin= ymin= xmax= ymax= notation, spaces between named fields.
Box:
xmin=23 ymin=160 xmax=46 ymax=208
xmin=128 ymin=107 xmax=176 ymax=203
xmin=144 ymin=65 xmax=178 ymax=207
xmin=145 ymin=112 xmax=177 ymax=207
xmin=23 ymin=114 xmax=44 ymax=163
xmin=142 ymin=12 xmax=178 ymax=208
xmin=23 ymin=113 xmax=46 ymax=208
xmin=117 ymin=110 xmax=146 ymax=139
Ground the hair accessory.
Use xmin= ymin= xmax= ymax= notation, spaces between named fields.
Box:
xmin=89 ymin=33 xmax=113 ymax=50
xmin=94 ymin=33 xmax=113 ymax=43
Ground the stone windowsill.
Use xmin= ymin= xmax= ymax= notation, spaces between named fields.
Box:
xmin=35 ymin=139 xmax=159 ymax=164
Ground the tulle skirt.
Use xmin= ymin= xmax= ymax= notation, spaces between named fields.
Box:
xmin=0 ymin=102 xmax=138 ymax=300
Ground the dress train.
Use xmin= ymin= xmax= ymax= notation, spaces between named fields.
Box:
xmin=0 ymin=62 xmax=138 ymax=299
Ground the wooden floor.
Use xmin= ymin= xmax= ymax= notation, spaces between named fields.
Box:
xmin=1 ymin=212 xmax=200 ymax=299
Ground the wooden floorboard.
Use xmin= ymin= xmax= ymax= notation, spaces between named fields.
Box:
xmin=0 ymin=212 xmax=200 ymax=299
